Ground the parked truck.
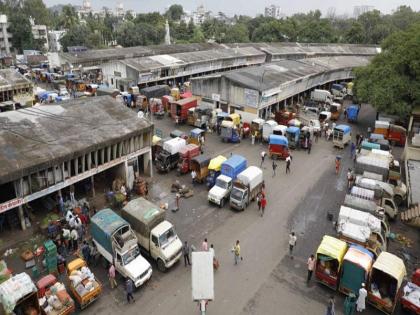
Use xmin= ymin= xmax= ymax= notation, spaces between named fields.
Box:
xmin=374 ymin=120 xmax=407 ymax=146
xmin=90 ymin=209 xmax=152 ymax=288
xmin=350 ymin=186 xmax=398 ymax=219
xmin=177 ymin=144 xmax=200 ymax=175
xmin=155 ymin=137 xmax=186 ymax=172
xmin=355 ymin=175 xmax=407 ymax=206
xmin=208 ymin=155 xmax=247 ymax=207
xmin=344 ymin=192 xmax=397 ymax=219
xmin=66 ymin=258 xmax=102 ymax=309
xmin=310 ymin=89 xmax=333 ymax=105
xmin=171 ymin=97 xmax=197 ymax=124
xmin=229 ymin=166 xmax=263 ymax=211
xmin=355 ymin=155 xmax=402 ymax=182
xmin=122 ymin=198 xmax=183 ymax=272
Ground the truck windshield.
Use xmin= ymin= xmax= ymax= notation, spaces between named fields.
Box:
xmin=215 ymin=178 xmax=228 ymax=189
xmin=231 ymin=188 xmax=243 ymax=200
xmin=122 ymin=246 xmax=140 ymax=265
xmin=158 ymin=227 xmax=176 ymax=248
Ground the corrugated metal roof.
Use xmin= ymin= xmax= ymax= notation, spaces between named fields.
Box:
xmin=0 ymin=69 xmax=33 ymax=92
xmin=0 ymin=96 xmax=152 ymax=184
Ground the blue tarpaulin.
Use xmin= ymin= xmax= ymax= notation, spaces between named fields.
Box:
xmin=347 ymin=105 xmax=359 ymax=121
xmin=221 ymin=154 xmax=247 ymax=179
xmin=335 ymin=124 xmax=351 ymax=134
xmin=269 ymin=135 xmax=288 ymax=146
xmin=286 ymin=126 xmax=300 ymax=135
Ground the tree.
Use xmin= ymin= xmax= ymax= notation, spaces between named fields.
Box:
xmin=223 ymin=23 xmax=249 ymax=43
xmin=166 ymin=4 xmax=184 ymax=21
xmin=59 ymin=5 xmax=79 ymax=29
xmin=60 ymin=25 xmax=90 ymax=51
xmin=389 ymin=6 xmax=420 ymax=31
xmin=23 ymin=0 xmax=51 ymax=26
xmin=354 ymin=22 xmax=420 ymax=118
xmin=8 ymin=11 xmax=35 ymax=52
xmin=345 ymin=21 xmax=364 ymax=43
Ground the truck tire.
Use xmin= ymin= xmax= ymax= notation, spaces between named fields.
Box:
xmin=219 ymin=198 xmax=225 ymax=208
xmin=394 ymin=195 xmax=403 ymax=206
xmin=157 ymin=259 xmax=166 ymax=272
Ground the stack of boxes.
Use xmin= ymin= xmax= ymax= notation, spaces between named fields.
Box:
xmin=44 ymin=240 xmax=57 ymax=274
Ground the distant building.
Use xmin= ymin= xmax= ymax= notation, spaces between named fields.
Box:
xmin=30 ymin=18 xmax=49 ymax=51
xmin=0 ymin=15 xmax=12 ymax=55
xmin=78 ymin=0 xmax=93 ymax=17
xmin=48 ymin=30 xmax=66 ymax=52
xmin=181 ymin=5 xmax=212 ymax=25
xmin=264 ymin=5 xmax=284 ymax=19
xmin=0 ymin=69 xmax=34 ymax=111
xmin=116 ymin=0 xmax=124 ymax=17
xmin=353 ymin=5 xmax=375 ymax=18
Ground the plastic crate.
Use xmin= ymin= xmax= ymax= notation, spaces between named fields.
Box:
xmin=44 ymin=240 xmax=57 ymax=255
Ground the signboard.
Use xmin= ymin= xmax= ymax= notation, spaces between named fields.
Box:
xmin=114 ymin=71 xmax=122 ymax=77
xmin=211 ymin=93 xmax=220 ymax=102
xmin=0 ymin=147 xmax=151 ymax=214
xmin=192 ymin=252 xmax=214 ymax=301
xmin=244 ymin=89 xmax=259 ymax=107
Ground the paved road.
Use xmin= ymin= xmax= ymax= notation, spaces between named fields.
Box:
xmin=85 ymin=104 xmax=411 ymax=315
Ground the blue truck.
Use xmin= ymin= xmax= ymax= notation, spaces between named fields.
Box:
xmin=91 ymin=209 xmax=152 ymax=288
xmin=208 ymin=155 xmax=247 ymax=207
xmin=346 ymin=105 xmax=360 ymax=122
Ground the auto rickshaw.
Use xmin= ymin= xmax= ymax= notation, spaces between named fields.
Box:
xmin=216 ymin=112 xmax=229 ymax=134
xmin=286 ymin=126 xmax=300 ymax=149
xmin=206 ymin=155 xmax=227 ymax=189
xmin=268 ymin=135 xmax=289 ymax=159
xmin=225 ymin=113 xmax=241 ymax=127
xmin=189 ymin=128 xmax=205 ymax=146
xmin=191 ymin=155 xmax=211 ymax=183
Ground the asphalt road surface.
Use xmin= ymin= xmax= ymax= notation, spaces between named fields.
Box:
xmin=85 ymin=104 xmax=411 ymax=315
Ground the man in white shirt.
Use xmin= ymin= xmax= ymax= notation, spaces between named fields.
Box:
xmin=307 ymin=254 xmax=315 ymax=282
xmin=289 ymin=232 xmax=297 ymax=258
xmin=191 ymin=170 xmax=197 ymax=184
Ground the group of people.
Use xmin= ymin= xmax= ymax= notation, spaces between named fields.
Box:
xmin=324 ymin=283 xmax=367 ymax=315
xmin=260 ymin=151 xmax=292 ymax=176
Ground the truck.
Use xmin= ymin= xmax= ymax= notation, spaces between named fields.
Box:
xmin=346 ymin=104 xmax=359 ymax=122
xmin=36 ymin=274 xmax=75 ymax=315
xmin=171 ymin=97 xmax=198 ymax=124
xmin=122 ymin=198 xmax=183 ymax=272
xmin=355 ymin=175 xmax=407 ymax=206
xmin=330 ymin=102 xmax=342 ymax=120
xmin=220 ymin=120 xmax=240 ymax=143
xmin=344 ymin=191 xmax=397 ymax=219
xmin=90 ymin=209 xmax=152 ymax=288
xmin=0 ymin=273 xmax=40 ymax=315
xmin=229 ymin=166 xmax=263 ymax=211
xmin=336 ymin=206 xmax=388 ymax=256
xmin=66 ymin=258 xmax=102 ymax=309
xmin=262 ymin=120 xmax=278 ymax=142
xmin=331 ymin=84 xmax=346 ymax=101
xmin=310 ymin=89 xmax=333 ymax=105
xmin=373 ymin=120 xmax=407 ymax=146
xmin=355 ymin=155 xmax=402 ymax=182
xmin=177 ymin=144 xmax=200 ymax=175
xmin=208 ymin=155 xmax=247 ymax=207
xmin=155 ymin=137 xmax=186 ymax=172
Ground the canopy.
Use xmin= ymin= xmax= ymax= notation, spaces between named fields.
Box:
xmin=191 ymin=128 xmax=205 ymax=137
xmin=286 ymin=126 xmax=300 ymax=134
xmin=192 ymin=155 xmax=211 ymax=167
xmin=229 ymin=113 xmax=241 ymax=125
xmin=344 ymin=245 xmax=374 ymax=272
xmin=316 ymin=235 xmax=348 ymax=261
xmin=269 ymin=135 xmax=288 ymax=146
xmin=361 ymin=141 xmax=380 ymax=151
xmin=335 ymin=124 xmax=351 ymax=134
xmin=370 ymin=133 xmax=385 ymax=141
xmin=373 ymin=252 xmax=406 ymax=287
xmin=208 ymin=155 xmax=227 ymax=171
xmin=0 ymin=273 xmax=37 ymax=314
xmin=67 ymin=258 xmax=86 ymax=272
xmin=152 ymin=135 xmax=162 ymax=145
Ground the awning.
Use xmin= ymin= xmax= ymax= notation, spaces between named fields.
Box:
xmin=316 ymin=235 xmax=347 ymax=261
xmin=373 ymin=252 xmax=406 ymax=287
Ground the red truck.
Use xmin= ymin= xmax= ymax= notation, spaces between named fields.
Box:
xmin=178 ymin=144 xmax=200 ymax=174
xmin=171 ymin=97 xmax=198 ymax=124
xmin=374 ymin=121 xmax=406 ymax=146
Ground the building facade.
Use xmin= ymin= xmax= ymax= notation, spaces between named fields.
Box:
xmin=0 ymin=69 xmax=34 ymax=111
xmin=264 ymin=5 xmax=283 ymax=19
xmin=30 ymin=18 xmax=49 ymax=51
xmin=0 ymin=15 xmax=12 ymax=55
xmin=0 ymin=96 xmax=153 ymax=230
xmin=353 ymin=5 xmax=375 ymax=18
xmin=48 ymin=30 xmax=66 ymax=52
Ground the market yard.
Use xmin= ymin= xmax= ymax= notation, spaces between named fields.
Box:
xmin=0 ymin=97 xmax=418 ymax=315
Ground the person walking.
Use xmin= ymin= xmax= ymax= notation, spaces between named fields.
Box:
xmin=201 ymin=238 xmax=208 ymax=251
xmin=326 ymin=296 xmax=336 ymax=315
xmin=335 ymin=157 xmax=341 ymax=175
xmin=210 ymin=244 xmax=219 ymax=270
xmin=272 ymin=160 xmax=277 ymax=177
xmin=260 ymin=195 xmax=267 ymax=217
xmin=233 ymin=240 xmax=242 ymax=265
xmin=307 ymin=139 xmax=312 ymax=154
xmin=289 ymin=232 xmax=297 ymax=258
xmin=286 ymin=156 xmax=291 ymax=174
xmin=347 ymin=169 xmax=354 ymax=191
xmin=69 ymin=185 xmax=76 ymax=205
xmin=125 ymin=278 xmax=135 ymax=304
xmin=260 ymin=151 xmax=266 ymax=168
xmin=191 ymin=170 xmax=197 ymax=185
xmin=70 ymin=228 xmax=78 ymax=252
xmin=257 ymin=193 xmax=262 ymax=213
xmin=108 ymin=263 xmax=117 ymax=289
xmin=356 ymin=283 xmax=367 ymax=312
xmin=307 ymin=254 xmax=315 ymax=282
xmin=81 ymin=241 xmax=91 ymax=263
xmin=183 ymin=241 xmax=191 ymax=267
xmin=350 ymin=142 xmax=356 ymax=159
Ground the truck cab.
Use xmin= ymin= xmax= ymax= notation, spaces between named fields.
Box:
xmin=122 ymin=198 xmax=183 ymax=272
xmin=208 ymin=174 xmax=233 ymax=207
xmin=349 ymin=187 xmax=398 ymax=219
xmin=230 ymin=182 xmax=249 ymax=210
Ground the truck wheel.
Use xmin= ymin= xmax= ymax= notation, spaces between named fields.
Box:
xmin=157 ymin=259 xmax=166 ymax=272
xmin=219 ymin=198 xmax=225 ymax=208
xmin=394 ymin=195 xmax=403 ymax=206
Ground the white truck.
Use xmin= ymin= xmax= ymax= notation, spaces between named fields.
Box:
xmin=229 ymin=166 xmax=263 ymax=211
xmin=90 ymin=209 xmax=152 ymax=288
xmin=355 ymin=175 xmax=407 ymax=206
xmin=208 ymin=174 xmax=233 ymax=207
xmin=262 ymin=120 xmax=278 ymax=142
xmin=310 ymin=89 xmax=333 ymax=105
xmin=122 ymin=198 xmax=183 ymax=272
xmin=336 ymin=206 xmax=388 ymax=256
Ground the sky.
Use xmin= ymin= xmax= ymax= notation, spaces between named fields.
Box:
xmin=43 ymin=0 xmax=420 ymax=17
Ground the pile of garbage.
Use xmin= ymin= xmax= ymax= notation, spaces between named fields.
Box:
xmin=69 ymin=266 xmax=97 ymax=297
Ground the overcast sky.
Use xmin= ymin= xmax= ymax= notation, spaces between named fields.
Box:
xmin=43 ymin=0 xmax=420 ymax=17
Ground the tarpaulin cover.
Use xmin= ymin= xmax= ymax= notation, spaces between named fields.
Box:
xmin=191 ymin=128 xmax=204 ymax=137
xmin=316 ymin=235 xmax=347 ymax=262
xmin=269 ymin=135 xmax=288 ymax=146
xmin=373 ymin=252 xmax=406 ymax=287
xmin=335 ymin=124 xmax=351 ymax=134
xmin=208 ymin=155 xmax=227 ymax=171
xmin=0 ymin=273 xmax=37 ymax=314
xmin=344 ymin=245 xmax=374 ymax=271
xmin=286 ymin=126 xmax=300 ymax=134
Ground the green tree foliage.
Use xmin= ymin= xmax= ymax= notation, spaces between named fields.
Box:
xmin=59 ymin=5 xmax=79 ymax=29
xmin=60 ymin=25 xmax=90 ymax=51
xmin=354 ymin=22 xmax=420 ymax=117
xmin=8 ymin=11 xmax=35 ymax=52
xmin=115 ymin=21 xmax=164 ymax=47
xmin=22 ymin=0 xmax=51 ymax=26
xmin=166 ymin=4 xmax=184 ymax=21
xmin=222 ymin=23 xmax=249 ymax=43
xmin=345 ymin=21 xmax=364 ymax=44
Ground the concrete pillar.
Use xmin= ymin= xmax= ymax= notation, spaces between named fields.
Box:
xmin=91 ymin=176 xmax=95 ymax=197
xmin=144 ymin=149 xmax=152 ymax=177
xmin=18 ymin=205 xmax=26 ymax=231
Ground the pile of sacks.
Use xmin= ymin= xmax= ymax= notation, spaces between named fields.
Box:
xmin=69 ymin=266 xmax=96 ymax=297
xmin=38 ymin=282 xmax=73 ymax=315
